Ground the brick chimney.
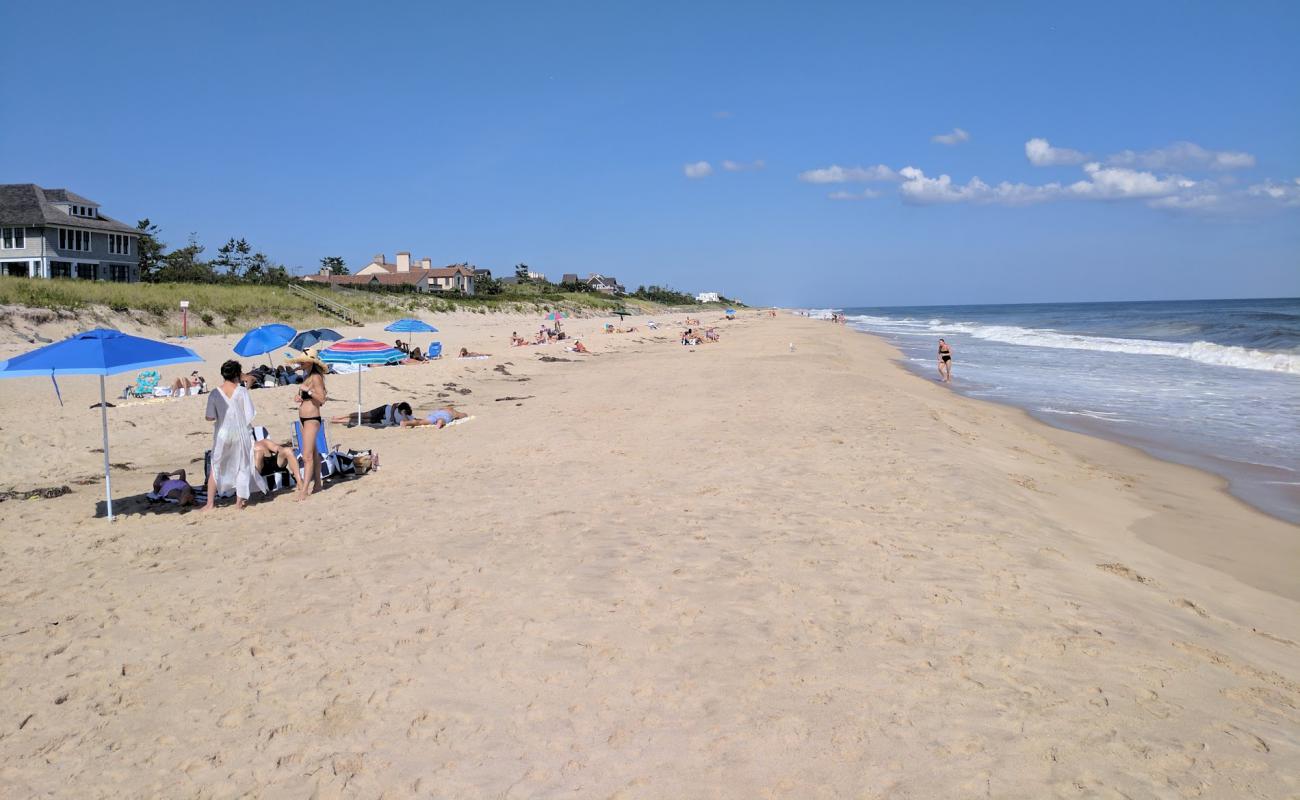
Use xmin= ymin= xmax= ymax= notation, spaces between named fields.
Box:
xmin=420 ymin=257 xmax=432 ymax=270
xmin=396 ymin=252 xmax=411 ymax=272
xmin=373 ymin=254 xmax=386 ymax=268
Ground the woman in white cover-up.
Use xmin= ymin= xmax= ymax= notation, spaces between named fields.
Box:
xmin=202 ymin=359 xmax=267 ymax=511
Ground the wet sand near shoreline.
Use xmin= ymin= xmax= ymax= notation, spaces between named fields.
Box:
xmin=1 ymin=311 xmax=1296 ymax=797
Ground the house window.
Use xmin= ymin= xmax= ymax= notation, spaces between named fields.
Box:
xmin=2 ymin=261 xmax=31 ymax=277
xmin=108 ymin=263 xmax=130 ymax=282
xmin=58 ymin=229 xmax=92 ymax=252
xmin=1 ymin=227 xmax=25 ymax=249
xmin=108 ymin=233 xmax=131 ymax=255
xmin=76 ymin=263 xmax=97 ymax=280
xmin=50 ymin=261 xmax=72 ymax=278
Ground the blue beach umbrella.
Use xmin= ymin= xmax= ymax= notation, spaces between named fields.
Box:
xmin=234 ymin=323 xmax=296 ymax=363
xmin=384 ymin=318 xmax=438 ymax=353
xmin=318 ymin=338 xmax=407 ymax=421
xmin=0 ymin=329 xmax=202 ymax=520
xmin=289 ymin=328 xmax=343 ymax=353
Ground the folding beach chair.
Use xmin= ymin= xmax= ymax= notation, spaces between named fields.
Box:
xmin=131 ymin=370 xmax=160 ymax=398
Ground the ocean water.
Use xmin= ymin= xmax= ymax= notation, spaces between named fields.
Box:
xmin=812 ymin=298 xmax=1300 ymax=523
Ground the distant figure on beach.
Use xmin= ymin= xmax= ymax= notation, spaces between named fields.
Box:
xmin=330 ymin=402 xmax=414 ymax=427
xmin=510 ymin=331 xmax=529 ymax=347
xmin=153 ymin=469 xmax=196 ymax=506
xmin=402 ymin=405 xmax=468 ymax=428
xmin=289 ymin=352 xmax=329 ymax=500
xmin=202 ymin=359 xmax=265 ymax=511
xmin=459 ymin=347 xmax=490 ymax=358
xmin=937 ymin=339 xmax=953 ymax=383
xmin=571 ymin=340 xmax=590 ymax=353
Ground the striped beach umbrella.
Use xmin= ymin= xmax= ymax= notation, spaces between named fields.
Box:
xmin=384 ymin=318 xmax=439 ymax=354
xmin=318 ymin=338 xmax=406 ymax=421
xmin=544 ymin=311 xmax=568 ymax=321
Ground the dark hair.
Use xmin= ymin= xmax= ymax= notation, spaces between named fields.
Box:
xmin=220 ymin=360 xmax=242 ymax=382
xmin=395 ymin=402 xmax=412 ymax=416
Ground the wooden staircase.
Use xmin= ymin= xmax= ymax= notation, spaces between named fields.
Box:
xmin=288 ymin=283 xmax=361 ymax=325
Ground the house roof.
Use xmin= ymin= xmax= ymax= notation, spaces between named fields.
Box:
xmin=305 ymin=266 xmax=475 ymax=286
xmin=0 ymin=184 xmax=138 ymax=234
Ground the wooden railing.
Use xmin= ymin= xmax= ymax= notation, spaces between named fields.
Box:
xmin=288 ymin=282 xmax=360 ymax=325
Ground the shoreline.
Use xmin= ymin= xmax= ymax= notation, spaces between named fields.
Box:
xmin=849 ymin=325 xmax=1299 ymax=601
xmin=1 ymin=310 xmax=1297 ymax=796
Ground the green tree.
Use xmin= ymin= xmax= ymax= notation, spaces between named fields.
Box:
xmin=213 ymin=237 xmax=251 ymax=279
xmin=320 ymin=255 xmax=348 ymax=275
xmin=477 ymin=273 xmax=503 ymax=295
xmin=514 ymin=263 xmax=530 ymax=283
xmin=156 ymin=234 xmax=214 ymax=283
xmin=134 ymin=219 xmax=166 ymax=282
xmin=243 ymin=252 xmax=271 ymax=284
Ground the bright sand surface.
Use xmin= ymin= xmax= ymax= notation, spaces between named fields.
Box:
xmin=1 ymin=311 xmax=1297 ymax=797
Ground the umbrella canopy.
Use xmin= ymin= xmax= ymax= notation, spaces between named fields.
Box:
xmin=384 ymin=318 xmax=439 ymax=334
xmin=234 ymin=323 xmax=296 ymax=358
xmin=289 ymin=328 xmax=343 ymax=352
xmin=725 ymin=308 xmax=736 ymax=315
xmin=612 ymin=309 xmax=631 ymax=319
xmin=318 ymin=338 xmax=407 ymax=421
xmin=0 ymin=329 xmax=203 ymax=521
xmin=544 ymin=311 xmax=568 ymax=321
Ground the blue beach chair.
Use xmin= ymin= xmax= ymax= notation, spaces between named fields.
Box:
xmin=293 ymin=420 xmax=340 ymax=479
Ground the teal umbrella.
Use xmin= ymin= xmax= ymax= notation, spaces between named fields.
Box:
xmin=0 ymin=329 xmax=202 ymax=520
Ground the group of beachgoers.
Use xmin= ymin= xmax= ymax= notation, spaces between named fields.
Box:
xmin=154 ymin=312 xmax=747 ymax=510
xmin=152 ymin=350 xmax=468 ymax=512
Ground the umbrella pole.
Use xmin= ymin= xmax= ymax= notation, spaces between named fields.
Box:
xmin=357 ymin=368 xmax=362 ymax=423
xmin=99 ymin=376 xmax=114 ymax=521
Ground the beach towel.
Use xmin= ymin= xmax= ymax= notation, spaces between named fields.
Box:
xmin=458 ymin=355 xmax=490 ymax=360
xmin=208 ymin=386 xmax=266 ymax=500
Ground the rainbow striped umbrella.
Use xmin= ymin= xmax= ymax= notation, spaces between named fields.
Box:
xmin=544 ymin=311 xmax=568 ymax=321
xmin=319 ymin=338 xmax=406 ymax=421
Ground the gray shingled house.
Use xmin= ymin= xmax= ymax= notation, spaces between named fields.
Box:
xmin=0 ymin=184 xmax=141 ymax=282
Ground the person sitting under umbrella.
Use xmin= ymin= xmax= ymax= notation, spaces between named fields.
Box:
xmin=152 ymin=469 xmax=196 ymax=506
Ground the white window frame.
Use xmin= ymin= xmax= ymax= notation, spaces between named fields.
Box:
xmin=1 ymin=227 xmax=25 ymax=249
xmin=107 ymin=233 xmax=131 ymax=255
xmin=58 ymin=228 xmax=93 ymax=252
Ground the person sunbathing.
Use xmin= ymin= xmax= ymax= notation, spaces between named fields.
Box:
xmin=331 ymin=402 xmax=415 ymax=427
xmin=571 ymin=340 xmax=591 ymax=353
xmin=407 ymin=347 xmax=428 ymax=362
xmin=401 ymin=405 xmax=468 ymax=428
xmin=165 ymin=372 xmax=205 ymax=396
xmin=152 ymin=469 xmax=196 ymax=506
xmin=510 ymin=331 xmax=530 ymax=347
xmin=459 ymin=347 xmax=490 ymax=358
xmin=705 ymin=328 xmax=720 ymax=342
xmin=394 ymin=339 xmax=410 ymax=354
xmin=253 ymin=436 xmax=299 ymax=480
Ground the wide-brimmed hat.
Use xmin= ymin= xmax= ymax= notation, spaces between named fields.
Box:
xmin=286 ymin=348 xmax=327 ymax=371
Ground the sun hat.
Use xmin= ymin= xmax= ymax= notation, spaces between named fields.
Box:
xmin=286 ymin=348 xmax=327 ymax=371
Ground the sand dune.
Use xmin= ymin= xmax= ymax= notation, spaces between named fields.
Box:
xmin=1 ymin=311 xmax=1296 ymax=797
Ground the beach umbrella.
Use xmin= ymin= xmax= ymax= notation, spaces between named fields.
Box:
xmin=544 ymin=311 xmax=568 ymax=321
xmin=317 ymin=338 xmax=406 ymax=422
xmin=725 ymin=308 xmax=736 ymax=315
xmin=289 ymin=328 xmax=343 ymax=352
xmin=234 ymin=323 xmax=296 ymax=365
xmin=0 ymin=329 xmax=202 ymax=521
xmin=612 ymin=309 xmax=631 ymax=320
xmin=384 ymin=318 xmax=439 ymax=353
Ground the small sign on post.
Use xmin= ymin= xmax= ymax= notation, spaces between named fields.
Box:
xmin=180 ymin=300 xmax=190 ymax=339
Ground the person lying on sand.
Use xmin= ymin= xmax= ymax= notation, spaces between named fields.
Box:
xmin=152 ymin=469 xmax=196 ymax=506
xmin=400 ymin=405 xmax=468 ymax=428
xmin=331 ymin=402 xmax=415 ymax=427
xmin=162 ymin=373 xmax=205 ymax=397
xmin=459 ymin=347 xmax=490 ymax=358
xmin=510 ymin=331 xmax=530 ymax=347
xmin=569 ymin=340 xmax=591 ymax=354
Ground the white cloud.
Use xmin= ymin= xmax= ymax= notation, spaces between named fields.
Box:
xmin=1247 ymin=177 xmax=1300 ymax=206
xmin=683 ymin=161 xmax=713 ymax=179
xmin=1065 ymin=163 xmax=1195 ymax=200
xmin=896 ymin=167 xmax=1059 ymax=206
xmin=797 ymin=164 xmax=899 ymax=184
xmin=1106 ymin=141 xmax=1255 ymax=171
xmin=931 ymin=127 xmax=970 ymax=146
xmin=722 ymin=159 xmax=766 ymax=172
xmin=1025 ymin=137 xmax=1087 ymax=166
xmin=828 ymin=189 xmax=882 ymax=201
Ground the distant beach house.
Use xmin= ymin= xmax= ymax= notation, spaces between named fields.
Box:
xmin=0 ymin=184 xmax=140 ymax=282
xmin=304 ymin=251 xmax=475 ymax=295
xmin=561 ymin=273 xmax=580 ymax=286
xmin=586 ymin=273 xmax=625 ymax=295
xmin=696 ymin=292 xmax=721 ymax=303
xmin=527 ymin=270 xmax=547 ymax=282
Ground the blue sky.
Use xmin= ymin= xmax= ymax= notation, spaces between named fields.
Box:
xmin=3 ymin=0 xmax=1298 ymax=307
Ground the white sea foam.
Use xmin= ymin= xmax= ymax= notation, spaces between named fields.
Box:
xmin=927 ymin=323 xmax=1299 ymax=374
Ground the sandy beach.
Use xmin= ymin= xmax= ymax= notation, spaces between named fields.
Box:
xmin=1 ymin=310 xmax=1297 ymax=797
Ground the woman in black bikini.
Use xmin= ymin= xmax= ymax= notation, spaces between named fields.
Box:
xmin=937 ymin=338 xmax=953 ymax=383
xmin=289 ymin=352 xmax=328 ymax=500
